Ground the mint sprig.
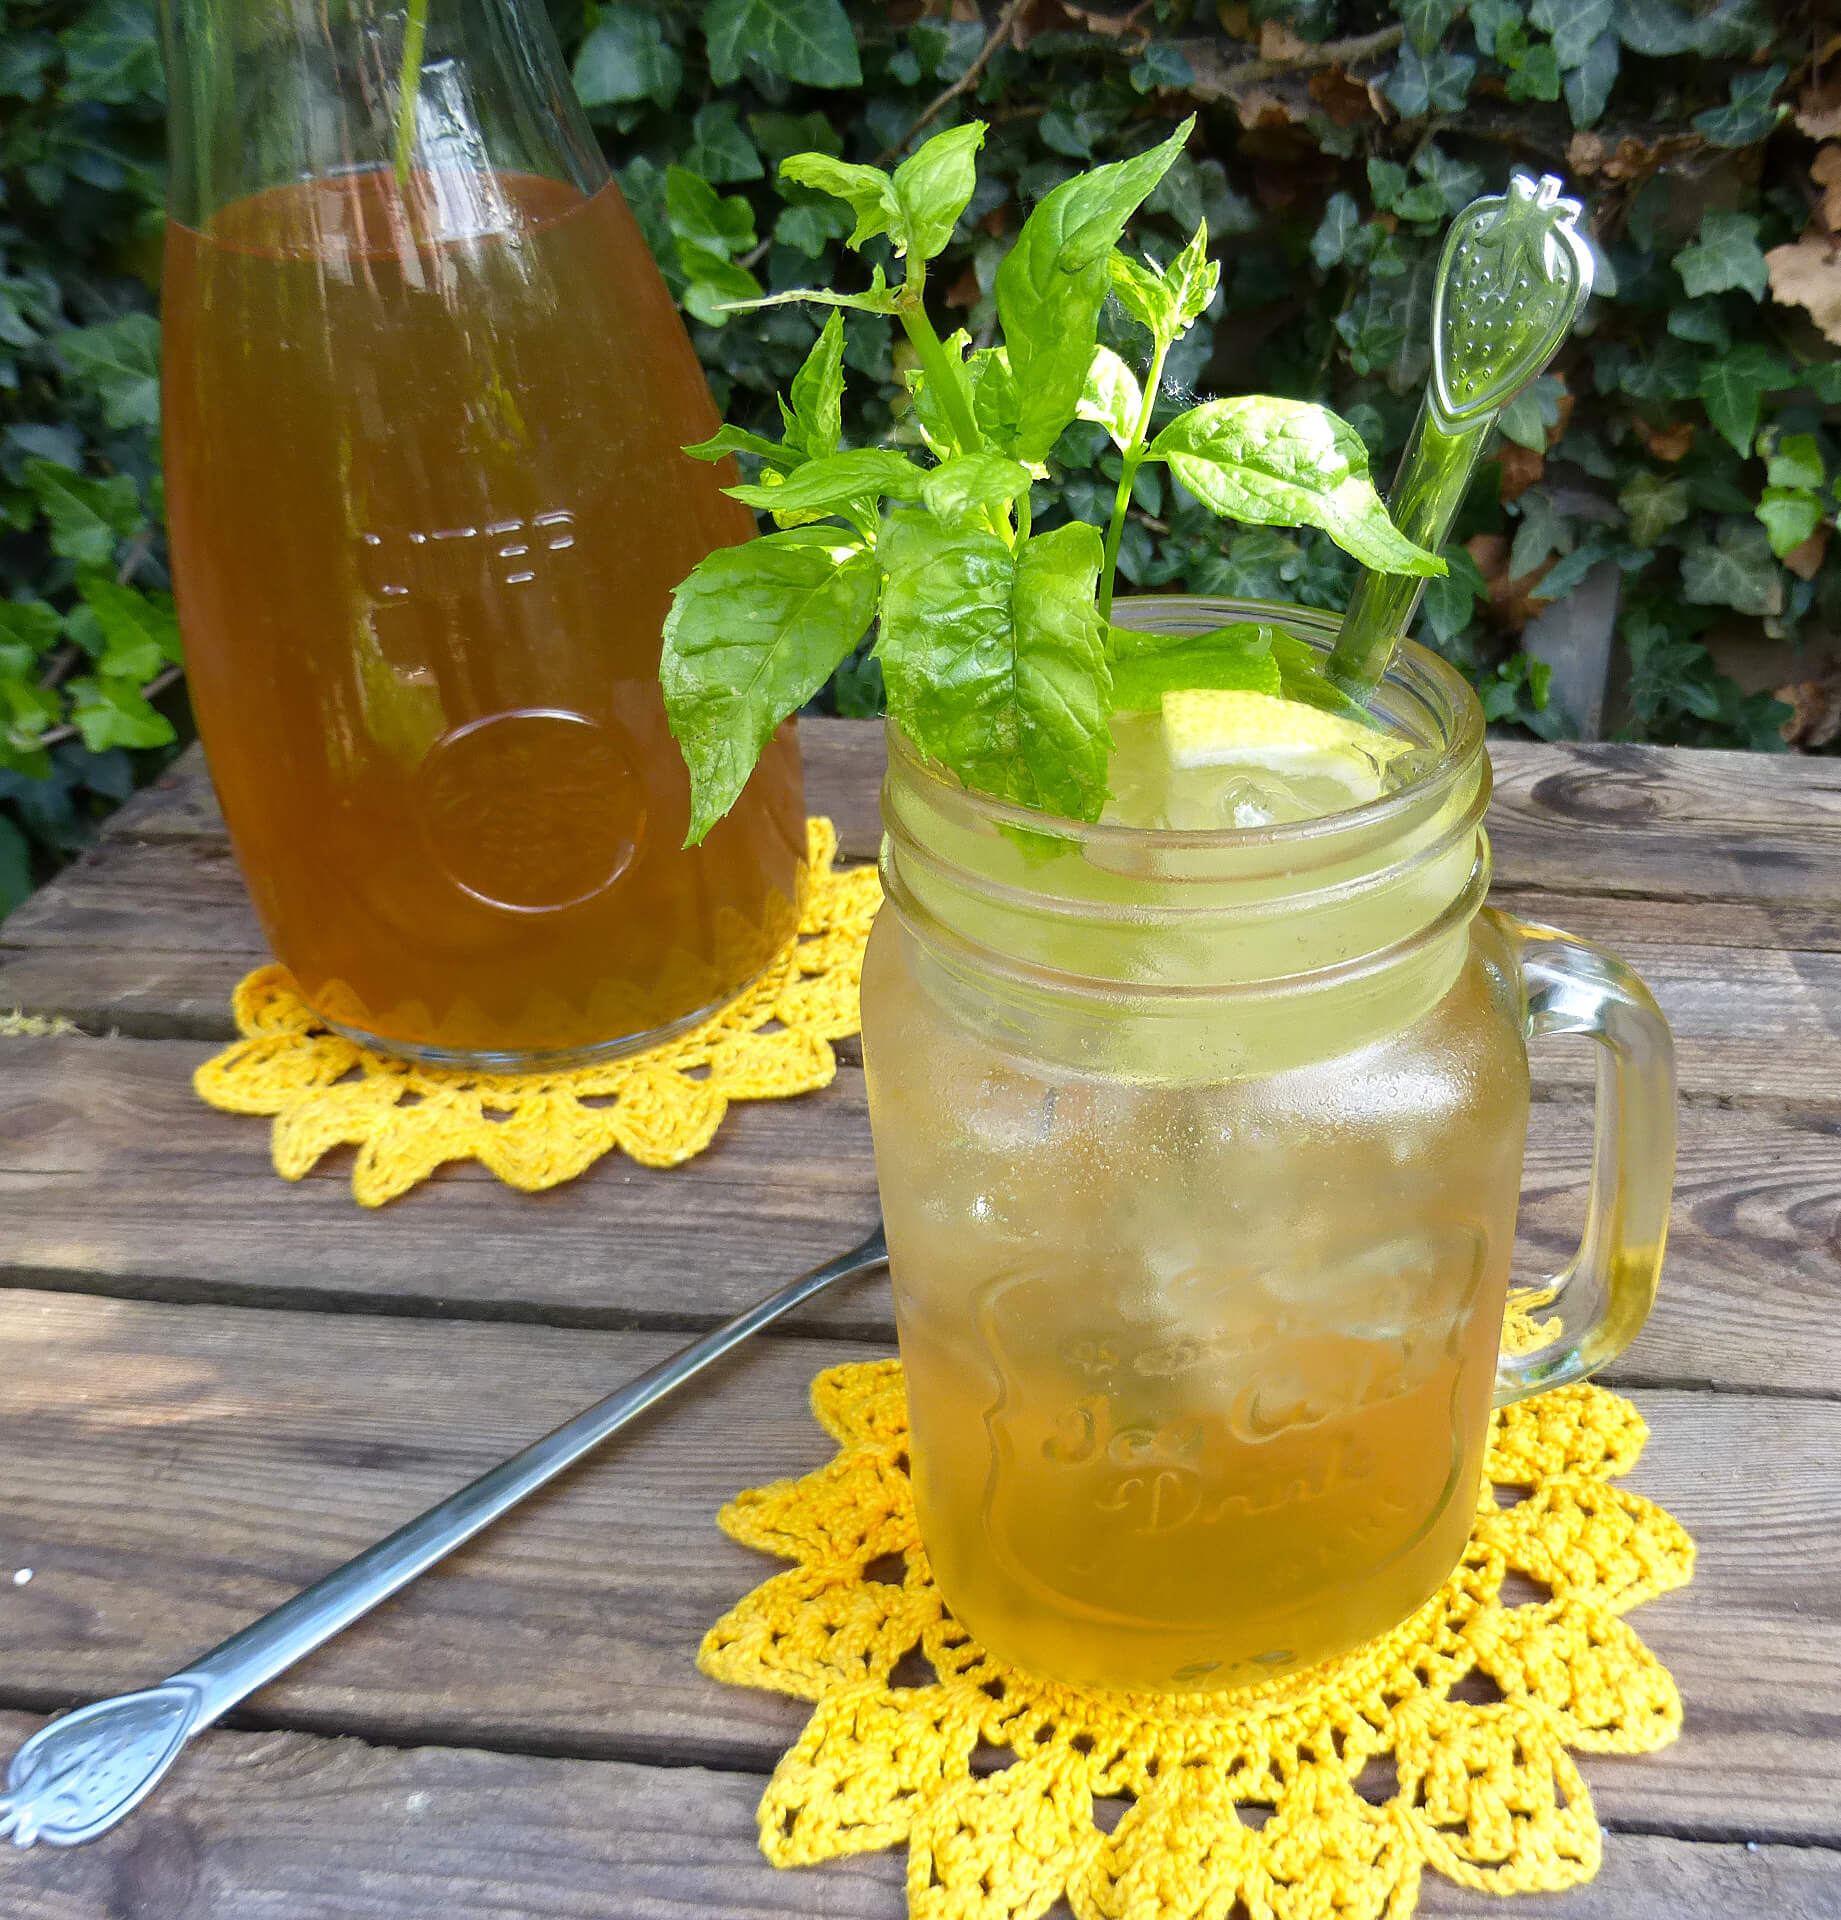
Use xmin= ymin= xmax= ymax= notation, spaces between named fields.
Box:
xmin=660 ymin=117 xmax=1443 ymax=843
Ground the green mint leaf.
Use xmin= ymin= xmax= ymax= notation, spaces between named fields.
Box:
xmin=1076 ymin=345 xmax=1144 ymax=452
xmin=787 ymin=311 xmax=846 ymax=460
xmin=877 ymin=515 xmax=1112 ymax=821
xmin=726 ymin=446 xmax=925 ymax=516
xmin=684 ymin=423 xmax=803 ymax=469
xmin=1267 ymin=634 xmax=1385 ymax=726
xmin=56 ymin=313 xmax=160 ymax=430
xmin=1756 ymin=487 xmax=1823 ymax=558
xmin=995 ymin=118 xmax=1193 ymax=462
xmin=662 ymin=528 xmax=878 ymax=842
xmin=1673 ymin=209 xmax=1768 ymax=301
xmin=24 ymin=458 xmax=141 ymax=568
xmin=76 ymin=572 xmax=180 ymax=681
xmin=702 ymin=0 xmax=861 ymax=90
xmin=891 ymin=121 xmax=986 ymax=264
xmin=1109 ymin=251 xmax=1177 ymax=341
xmin=1108 ymin=623 xmax=1281 ymax=709
xmin=1697 ymin=342 xmax=1791 ymax=455
xmin=1148 ymin=399 xmax=1444 ymax=577
xmin=919 ymin=452 xmax=1034 ymax=531
xmin=778 ymin=152 xmax=901 ymax=252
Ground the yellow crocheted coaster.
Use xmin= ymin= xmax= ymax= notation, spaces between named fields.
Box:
xmin=194 ymin=818 xmax=880 ymax=1207
xmin=701 ymin=1360 xmax=1695 ymax=1920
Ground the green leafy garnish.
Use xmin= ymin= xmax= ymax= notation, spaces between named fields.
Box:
xmin=660 ymin=118 xmax=1441 ymax=842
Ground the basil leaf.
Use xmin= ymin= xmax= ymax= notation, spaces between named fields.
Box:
xmin=905 ymin=326 xmax=976 ymax=458
xmin=1111 ymin=642 xmax=1281 ymax=710
xmin=778 ymin=151 xmax=902 ymax=251
xmin=919 ymin=451 xmax=1034 ymax=531
xmin=1149 ymin=398 xmax=1444 ymax=577
xmin=1109 ymin=251 xmax=1175 ymax=341
xmin=968 ymin=348 xmax=1022 ymax=452
xmin=787 ymin=311 xmax=845 ymax=459
xmin=891 ymin=121 xmax=985 ymax=264
xmin=1077 ymin=345 xmax=1143 ymax=452
xmin=996 ymin=118 xmax=1193 ymax=462
xmin=726 ymin=446 xmax=926 ymax=514
xmin=683 ymin=423 xmax=801 ymax=469
xmin=878 ymin=515 xmax=1111 ymax=821
xmin=727 ymin=265 xmax=902 ymax=315
xmin=1166 ymin=222 xmax=1219 ymax=330
xmin=662 ymin=529 xmax=879 ymax=843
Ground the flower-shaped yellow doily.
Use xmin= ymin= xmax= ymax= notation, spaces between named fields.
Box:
xmin=194 ymin=818 xmax=880 ymax=1206
xmin=700 ymin=1360 xmax=1695 ymax=1920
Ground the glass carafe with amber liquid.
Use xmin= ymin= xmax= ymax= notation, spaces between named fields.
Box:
xmin=160 ymin=0 xmax=804 ymax=1066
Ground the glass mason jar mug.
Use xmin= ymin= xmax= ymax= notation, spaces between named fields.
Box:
xmin=860 ymin=597 xmax=1676 ymax=1695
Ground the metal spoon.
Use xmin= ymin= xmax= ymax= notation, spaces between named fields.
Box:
xmin=1326 ymin=171 xmax=1595 ymax=697
xmin=0 ymin=1223 xmax=889 ymax=1849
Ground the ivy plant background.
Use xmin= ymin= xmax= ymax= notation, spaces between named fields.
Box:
xmin=1 ymin=0 xmax=1837 ymax=916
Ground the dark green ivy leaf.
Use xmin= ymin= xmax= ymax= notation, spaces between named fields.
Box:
xmin=56 ymin=313 xmax=160 ymax=431
xmin=1698 ymin=343 xmax=1792 ymax=455
xmin=1399 ymin=0 xmax=1464 ymax=53
xmin=58 ymin=0 xmax=163 ymax=107
xmin=1563 ymin=32 xmax=1619 ymax=125
xmin=702 ymin=0 xmax=861 ymax=90
xmin=24 ymin=458 xmax=141 ymax=567
xmin=572 ymin=5 xmax=683 ymax=111
xmin=1692 ymin=64 xmax=1786 ymax=148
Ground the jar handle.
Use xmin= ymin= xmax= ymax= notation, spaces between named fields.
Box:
xmin=1490 ymin=911 xmax=1678 ymax=1405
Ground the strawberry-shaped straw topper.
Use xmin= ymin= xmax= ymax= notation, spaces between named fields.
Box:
xmin=1327 ymin=172 xmax=1595 ymax=698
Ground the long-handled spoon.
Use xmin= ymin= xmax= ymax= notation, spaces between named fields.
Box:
xmin=1326 ymin=171 xmax=1595 ymax=698
xmin=0 ymin=1223 xmax=889 ymax=1849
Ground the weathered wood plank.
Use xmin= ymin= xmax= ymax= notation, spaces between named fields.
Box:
xmin=8 ymin=850 xmax=1840 ymax=1108
xmin=0 ymin=1292 xmax=1836 ymax=1843
xmin=3 ymin=1035 xmax=1835 ymax=1395
xmin=0 ymin=1713 xmax=1832 ymax=1920
xmin=1486 ymin=740 xmax=1841 ymax=908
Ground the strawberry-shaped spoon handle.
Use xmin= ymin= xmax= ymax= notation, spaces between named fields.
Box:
xmin=1327 ymin=172 xmax=1594 ymax=698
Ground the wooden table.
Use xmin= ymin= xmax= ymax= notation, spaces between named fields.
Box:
xmin=2 ymin=720 xmax=1838 ymax=1919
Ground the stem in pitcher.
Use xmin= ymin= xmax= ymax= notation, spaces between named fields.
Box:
xmin=393 ymin=0 xmax=430 ymax=193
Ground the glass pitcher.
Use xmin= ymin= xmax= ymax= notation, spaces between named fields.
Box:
xmin=859 ymin=596 xmax=1676 ymax=1695
xmin=160 ymin=0 xmax=805 ymax=1068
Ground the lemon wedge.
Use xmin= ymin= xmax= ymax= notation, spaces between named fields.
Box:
xmin=1159 ymin=687 xmax=1406 ymax=816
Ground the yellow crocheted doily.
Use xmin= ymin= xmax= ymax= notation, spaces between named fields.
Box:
xmin=701 ymin=1359 xmax=1694 ymax=1920
xmin=194 ymin=819 xmax=879 ymax=1206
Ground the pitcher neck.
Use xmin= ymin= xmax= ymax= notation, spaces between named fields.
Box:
xmin=162 ymin=0 xmax=606 ymax=231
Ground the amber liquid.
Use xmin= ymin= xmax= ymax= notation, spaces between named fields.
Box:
xmin=162 ymin=170 xmax=804 ymax=1060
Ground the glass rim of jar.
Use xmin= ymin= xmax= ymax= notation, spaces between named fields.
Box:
xmin=883 ymin=594 xmax=1486 ymax=857
xmin=877 ymin=595 xmax=1493 ymax=1006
